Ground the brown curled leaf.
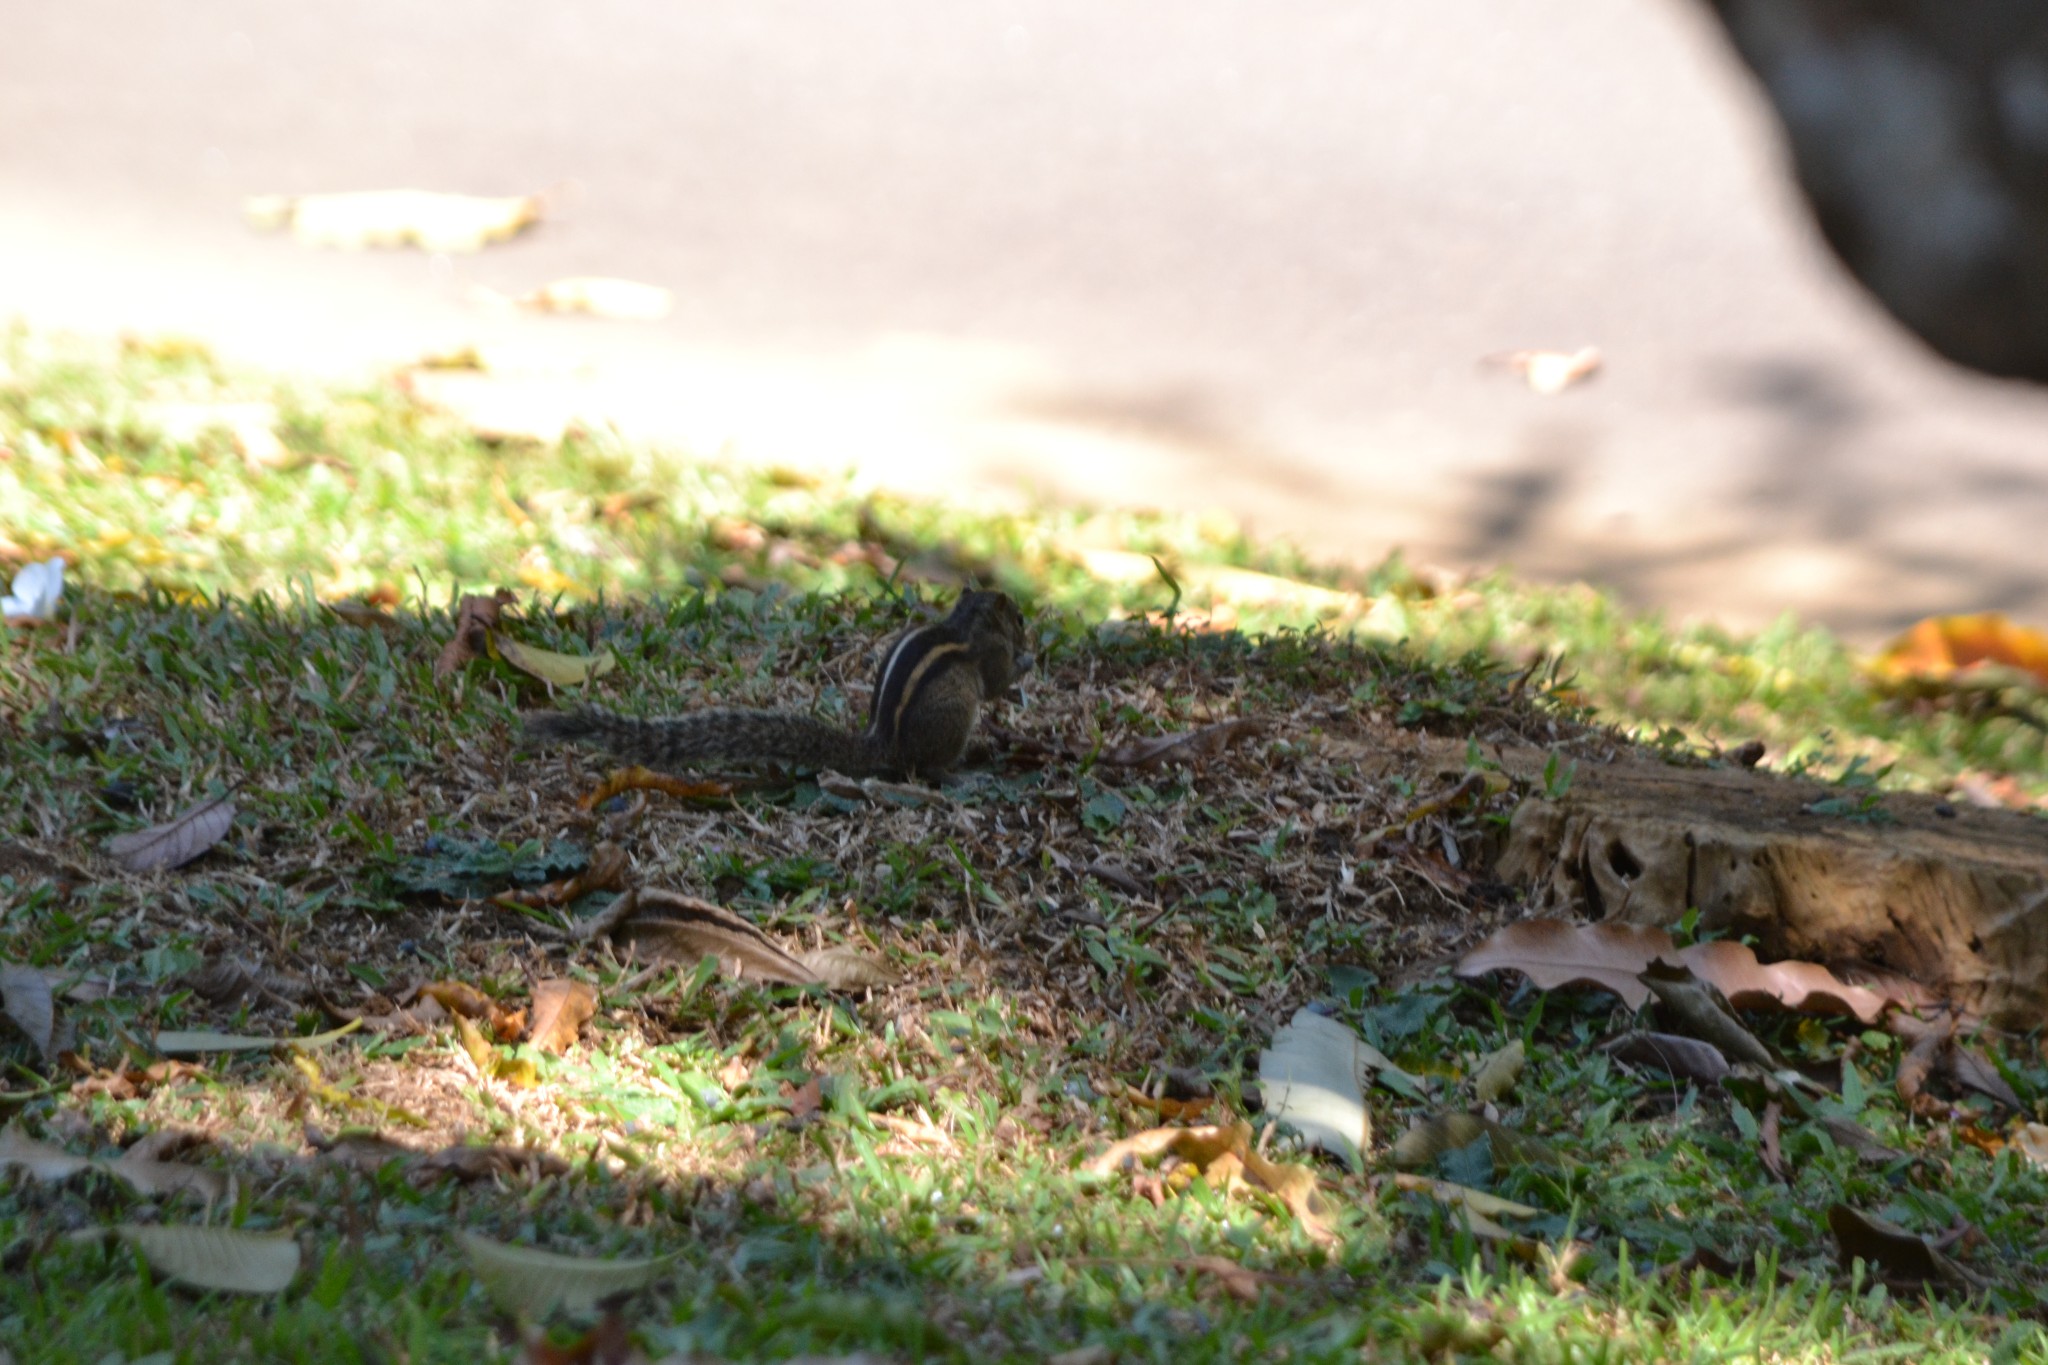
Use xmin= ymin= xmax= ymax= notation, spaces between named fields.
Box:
xmin=435 ymin=589 xmax=516 ymax=680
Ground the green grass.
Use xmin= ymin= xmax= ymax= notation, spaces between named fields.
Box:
xmin=2 ymin=331 xmax=2046 ymax=1361
xmin=8 ymin=326 xmax=2048 ymax=804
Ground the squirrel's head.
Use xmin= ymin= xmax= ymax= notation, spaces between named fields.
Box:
xmin=950 ymin=590 xmax=1032 ymax=695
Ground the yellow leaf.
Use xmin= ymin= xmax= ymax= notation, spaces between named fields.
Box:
xmin=493 ymin=634 xmax=617 ymax=687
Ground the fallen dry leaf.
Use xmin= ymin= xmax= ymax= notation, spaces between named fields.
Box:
xmin=110 ymin=1224 xmax=300 ymax=1295
xmin=1678 ymin=940 xmax=1891 ymax=1026
xmin=599 ymin=888 xmax=822 ymax=986
xmin=1827 ymin=1205 xmax=1984 ymax=1292
xmin=1390 ymin=1112 xmax=1561 ymax=1172
xmin=494 ymin=841 xmax=629 ymax=910
xmin=436 ymin=589 xmax=517 ymax=680
xmin=1869 ymin=612 xmax=2048 ymax=691
xmin=1487 ymin=345 xmax=1603 ymax=395
xmin=1257 ymin=1007 xmax=1376 ymax=1169
xmin=1098 ymin=718 xmax=1264 ymax=770
xmin=1455 ymin=920 xmax=1673 ymax=1009
xmin=246 ymin=189 xmax=544 ymax=252
xmin=1471 ymin=1040 xmax=1524 ymax=1104
xmin=577 ymin=766 xmax=737 ymax=809
xmin=0 ymin=963 xmax=56 ymax=1060
xmin=1456 ymin=918 xmax=1896 ymax=1024
xmin=1180 ymin=1254 xmax=1269 ymax=1304
xmin=1600 ymin=1031 xmax=1731 ymax=1085
xmin=418 ymin=980 xmax=516 ymax=1032
xmin=457 ymin=1014 xmax=538 ymax=1088
xmin=1085 ymin=1119 xmax=1336 ymax=1244
xmin=322 ymin=598 xmax=402 ymax=632
xmin=1888 ymin=1012 xmax=2021 ymax=1113
xmin=1639 ymin=962 xmax=1776 ymax=1070
xmin=494 ymin=635 xmax=618 ymax=688
xmin=1 ymin=1128 xmax=226 ymax=1204
xmin=519 ymin=277 xmax=674 ymax=321
xmin=105 ymin=792 xmax=236 ymax=873
xmin=457 ymin=1232 xmax=667 ymax=1320
xmin=527 ymin=978 xmax=597 ymax=1056
xmin=1391 ymin=1173 xmax=1539 ymax=1221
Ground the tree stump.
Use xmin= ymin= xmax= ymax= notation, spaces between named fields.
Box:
xmin=1471 ymin=743 xmax=2048 ymax=1030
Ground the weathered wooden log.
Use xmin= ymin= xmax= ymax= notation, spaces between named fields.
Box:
xmin=1479 ymin=744 xmax=2048 ymax=1029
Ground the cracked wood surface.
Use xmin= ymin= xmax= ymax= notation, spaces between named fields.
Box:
xmin=1453 ymin=740 xmax=2048 ymax=1029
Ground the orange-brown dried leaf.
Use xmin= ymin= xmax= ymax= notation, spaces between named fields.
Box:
xmin=1459 ymin=919 xmax=1911 ymax=1024
xmin=1122 ymin=1084 xmax=1214 ymax=1121
xmin=1871 ymin=612 xmax=2048 ymax=690
xmin=527 ymin=978 xmax=597 ymax=1056
xmin=1085 ymin=1121 xmax=1247 ymax=1176
xmin=419 ymin=980 xmax=496 ymax=1021
xmin=578 ymin=766 xmax=736 ymax=809
xmin=1242 ymin=1145 xmax=1338 ymax=1245
xmin=782 ymin=1077 xmax=823 ymax=1121
xmin=1680 ymin=939 xmax=1891 ymax=1025
xmin=1896 ymin=1014 xmax=1953 ymax=1118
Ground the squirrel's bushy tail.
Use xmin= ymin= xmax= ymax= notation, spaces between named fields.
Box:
xmin=525 ymin=706 xmax=880 ymax=774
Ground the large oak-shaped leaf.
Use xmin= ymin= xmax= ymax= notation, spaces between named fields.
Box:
xmin=1457 ymin=919 xmax=1897 ymax=1023
xmin=1679 ymin=941 xmax=1889 ymax=1025
xmin=1454 ymin=921 xmax=1673 ymax=1009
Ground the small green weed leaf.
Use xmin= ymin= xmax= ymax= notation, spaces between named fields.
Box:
xmin=1081 ymin=790 xmax=1128 ymax=831
xmin=1439 ymin=1134 xmax=1495 ymax=1189
xmin=156 ymin=1019 xmax=361 ymax=1055
xmin=395 ymin=836 xmax=586 ymax=900
xmin=1471 ymin=1040 xmax=1524 ymax=1103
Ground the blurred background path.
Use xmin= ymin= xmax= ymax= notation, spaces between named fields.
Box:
xmin=6 ymin=0 xmax=2048 ymax=641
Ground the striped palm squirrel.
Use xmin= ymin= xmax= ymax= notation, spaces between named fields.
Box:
xmin=525 ymin=590 xmax=1031 ymax=781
